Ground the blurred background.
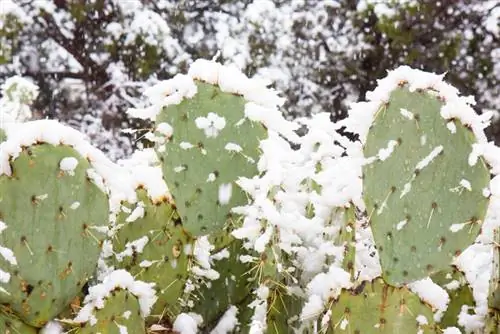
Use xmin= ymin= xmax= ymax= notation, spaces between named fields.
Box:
xmin=0 ymin=0 xmax=498 ymax=159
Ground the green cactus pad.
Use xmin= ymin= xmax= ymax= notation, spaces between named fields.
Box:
xmin=111 ymin=189 xmax=192 ymax=323
xmin=192 ymin=240 xmax=251 ymax=329
xmin=489 ymin=228 xmax=500 ymax=310
xmin=0 ymin=144 xmax=109 ymax=327
xmin=431 ymin=267 xmax=474 ymax=329
xmin=77 ymin=289 xmax=146 ymax=334
xmin=363 ymin=87 xmax=490 ymax=286
xmin=485 ymin=309 xmax=500 ymax=334
xmin=338 ymin=206 xmax=356 ymax=280
xmin=325 ymin=278 xmax=436 ymax=333
xmin=155 ymin=81 xmax=267 ymax=247
xmin=266 ymin=287 xmax=303 ymax=333
xmin=0 ymin=309 xmax=37 ymax=333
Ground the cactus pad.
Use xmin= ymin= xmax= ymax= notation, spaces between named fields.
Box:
xmin=0 ymin=144 xmax=109 ymax=326
xmin=363 ymin=87 xmax=490 ymax=285
xmin=155 ymin=81 xmax=266 ymax=246
xmin=191 ymin=240 xmax=251 ymax=328
xmin=324 ymin=278 xmax=436 ymax=333
xmin=489 ymin=228 xmax=500 ymax=310
xmin=77 ymin=289 xmax=146 ymax=334
xmin=0 ymin=310 xmax=37 ymax=333
xmin=111 ymin=189 xmax=192 ymax=323
xmin=431 ymin=267 xmax=474 ymax=329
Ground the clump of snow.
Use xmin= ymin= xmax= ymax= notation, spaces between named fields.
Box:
xmin=59 ymin=157 xmax=79 ymax=176
xmin=408 ymin=278 xmax=449 ymax=321
xmin=74 ymin=270 xmax=157 ymax=325
xmin=40 ymin=321 xmax=64 ymax=334
xmin=0 ymin=76 xmax=39 ymax=125
xmin=173 ymin=313 xmax=203 ymax=334
xmin=218 ymin=183 xmax=233 ymax=205
xmin=195 ymin=112 xmax=226 ymax=138
xmin=210 ymin=305 xmax=239 ymax=334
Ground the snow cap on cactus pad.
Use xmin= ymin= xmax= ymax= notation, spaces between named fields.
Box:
xmin=361 ymin=69 xmax=490 ymax=286
xmin=109 ymin=188 xmax=191 ymax=322
xmin=153 ymin=59 xmax=298 ymax=245
xmin=0 ymin=121 xmax=110 ymax=326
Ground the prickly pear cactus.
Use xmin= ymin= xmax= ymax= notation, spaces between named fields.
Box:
xmin=77 ymin=289 xmax=146 ymax=334
xmin=0 ymin=310 xmax=37 ymax=333
xmin=431 ymin=267 xmax=474 ymax=329
xmin=0 ymin=142 xmax=109 ymax=327
xmin=489 ymin=228 xmax=500 ymax=310
xmin=110 ymin=189 xmax=192 ymax=323
xmin=188 ymin=240 xmax=251 ymax=329
xmin=155 ymin=81 xmax=266 ymax=247
xmin=363 ymin=86 xmax=490 ymax=285
xmin=323 ymin=278 xmax=436 ymax=333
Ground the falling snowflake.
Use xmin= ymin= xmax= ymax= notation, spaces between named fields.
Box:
xmin=195 ymin=112 xmax=226 ymax=138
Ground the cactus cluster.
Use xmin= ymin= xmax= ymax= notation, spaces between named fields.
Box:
xmin=0 ymin=60 xmax=499 ymax=334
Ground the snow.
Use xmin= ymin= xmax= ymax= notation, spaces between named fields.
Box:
xmin=341 ymin=66 xmax=491 ymax=145
xmin=377 ymin=140 xmax=398 ymax=161
xmin=218 ymin=183 xmax=233 ymax=205
xmin=415 ymin=146 xmax=443 ymax=171
xmin=40 ymin=321 xmax=64 ymax=334
xmin=173 ymin=313 xmax=203 ymax=334
xmin=210 ymin=305 xmax=239 ymax=334
xmin=195 ymin=113 xmax=226 ymax=138
xmin=408 ymin=278 xmax=449 ymax=321
xmin=59 ymin=157 xmax=79 ymax=176
xmin=0 ymin=76 xmax=39 ymax=124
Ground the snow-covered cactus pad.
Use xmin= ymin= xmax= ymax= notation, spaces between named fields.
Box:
xmin=152 ymin=59 xmax=298 ymax=248
xmin=360 ymin=69 xmax=491 ymax=286
xmin=322 ymin=278 xmax=436 ymax=333
xmin=187 ymin=239 xmax=251 ymax=330
xmin=110 ymin=189 xmax=192 ymax=323
xmin=71 ymin=270 xmax=155 ymax=334
xmin=0 ymin=120 xmax=109 ymax=327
